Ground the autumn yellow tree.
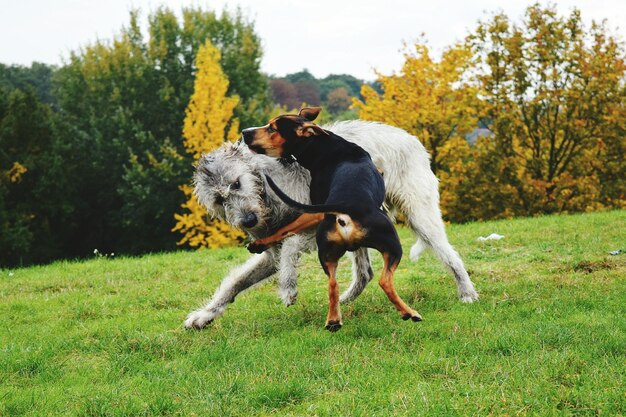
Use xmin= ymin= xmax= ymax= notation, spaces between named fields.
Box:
xmin=356 ymin=5 xmax=625 ymax=222
xmin=354 ymin=43 xmax=478 ymax=175
xmin=466 ymin=4 xmax=626 ymax=216
xmin=172 ymin=40 xmax=244 ymax=248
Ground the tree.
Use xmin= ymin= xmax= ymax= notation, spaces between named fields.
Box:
xmin=269 ymin=77 xmax=321 ymax=108
xmin=594 ymin=92 xmax=626 ymax=207
xmin=0 ymin=63 xmax=57 ymax=107
xmin=284 ymin=69 xmax=317 ymax=84
xmin=326 ymin=87 xmax=352 ymax=114
xmin=294 ymin=80 xmax=321 ymax=106
xmin=319 ymin=74 xmax=363 ymax=100
xmin=269 ymin=71 xmax=364 ymax=116
xmin=172 ymin=41 xmax=244 ymax=248
xmin=0 ymin=87 xmax=83 ymax=266
xmin=354 ymin=43 xmax=478 ymax=174
xmin=52 ymin=6 xmax=268 ymax=257
xmin=468 ymin=3 xmax=626 ymax=214
xmin=269 ymin=79 xmax=300 ymax=110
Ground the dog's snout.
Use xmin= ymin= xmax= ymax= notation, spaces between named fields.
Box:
xmin=241 ymin=212 xmax=258 ymax=228
xmin=242 ymin=128 xmax=254 ymax=145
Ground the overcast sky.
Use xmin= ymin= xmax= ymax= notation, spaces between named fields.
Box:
xmin=1 ymin=0 xmax=625 ymax=80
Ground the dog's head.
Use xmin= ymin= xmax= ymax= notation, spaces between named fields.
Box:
xmin=242 ymin=107 xmax=328 ymax=158
xmin=193 ymin=142 xmax=310 ymax=237
xmin=194 ymin=143 xmax=269 ymax=232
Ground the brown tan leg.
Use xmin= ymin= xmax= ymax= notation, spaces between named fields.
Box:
xmin=324 ymin=261 xmax=342 ymax=332
xmin=248 ymin=213 xmax=324 ymax=253
xmin=379 ymin=253 xmax=422 ymax=321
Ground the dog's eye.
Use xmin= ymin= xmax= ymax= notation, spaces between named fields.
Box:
xmin=214 ymin=195 xmax=224 ymax=205
xmin=232 ymin=180 xmax=241 ymax=190
xmin=267 ymin=126 xmax=275 ymax=133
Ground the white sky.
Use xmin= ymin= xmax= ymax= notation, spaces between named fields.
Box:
xmin=1 ymin=0 xmax=625 ymax=80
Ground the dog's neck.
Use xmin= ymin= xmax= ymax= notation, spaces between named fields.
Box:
xmin=286 ymin=137 xmax=317 ymax=165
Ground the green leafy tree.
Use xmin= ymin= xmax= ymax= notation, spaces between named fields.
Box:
xmin=319 ymin=74 xmax=363 ymax=100
xmin=284 ymin=69 xmax=317 ymax=84
xmin=0 ymin=87 xmax=84 ymax=266
xmin=0 ymin=62 xmax=57 ymax=107
xmin=52 ymin=6 xmax=269 ymax=256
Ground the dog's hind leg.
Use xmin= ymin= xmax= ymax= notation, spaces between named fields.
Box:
xmin=407 ymin=210 xmax=479 ymax=303
xmin=340 ymin=248 xmax=374 ymax=303
xmin=379 ymin=252 xmax=423 ymax=322
xmin=368 ymin=213 xmax=423 ymax=322
xmin=322 ymin=259 xmax=343 ymax=332
xmin=184 ymin=252 xmax=278 ymax=329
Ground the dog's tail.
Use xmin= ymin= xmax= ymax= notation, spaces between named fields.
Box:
xmin=265 ymin=175 xmax=344 ymax=214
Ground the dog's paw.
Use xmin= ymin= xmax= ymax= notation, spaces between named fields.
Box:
xmin=325 ymin=320 xmax=343 ymax=332
xmin=247 ymin=241 xmax=269 ymax=254
xmin=402 ymin=311 xmax=423 ymax=322
xmin=459 ymin=289 xmax=479 ymax=303
xmin=184 ymin=310 xmax=215 ymax=330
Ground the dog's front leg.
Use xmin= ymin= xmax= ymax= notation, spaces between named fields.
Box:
xmin=248 ymin=213 xmax=323 ymax=253
xmin=184 ymin=251 xmax=278 ymax=329
xmin=277 ymin=234 xmax=315 ymax=306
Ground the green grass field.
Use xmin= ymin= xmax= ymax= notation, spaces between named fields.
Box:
xmin=1 ymin=211 xmax=625 ymax=416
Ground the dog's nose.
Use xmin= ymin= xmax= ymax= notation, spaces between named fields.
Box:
xmin=241 ymin=212 xmax=258 ymax=228
xmin=242 ymin=128 xmax=254 ymax=145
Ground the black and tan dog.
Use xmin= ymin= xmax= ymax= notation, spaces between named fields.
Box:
xmin=242 ymin=107 xmax=422 ymax=331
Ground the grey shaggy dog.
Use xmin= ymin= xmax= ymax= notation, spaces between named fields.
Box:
xmin=185 ymin=120 xmax=478 ymax=329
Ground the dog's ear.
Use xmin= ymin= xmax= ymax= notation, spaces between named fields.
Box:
xmin=298 ymin=107 xmax=322 ymax=122
xmin=297 ymin=122 xmax=328 ymax=138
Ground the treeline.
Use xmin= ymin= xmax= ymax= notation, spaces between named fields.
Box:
xmin=269 ymin=70 xmax=375 ymax=118
xmin=1 ymin=4 xmax=625 ymax=267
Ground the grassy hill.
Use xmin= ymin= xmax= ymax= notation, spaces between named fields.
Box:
xmin=1 ymin=211 xmax=624 ymax=416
